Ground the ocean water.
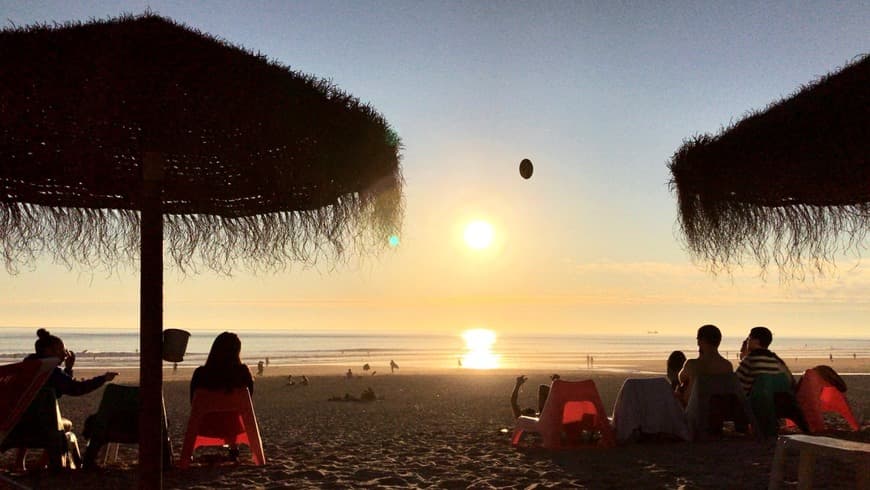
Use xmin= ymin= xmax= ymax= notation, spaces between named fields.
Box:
xmin=1 ymin=327 xmax=868 ymax=373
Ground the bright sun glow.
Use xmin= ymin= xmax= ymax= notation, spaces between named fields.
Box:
xmin=460 ymin=328 xmax=500 ymax=369
xmin=463 ymin=220 xmax=494 ymax=250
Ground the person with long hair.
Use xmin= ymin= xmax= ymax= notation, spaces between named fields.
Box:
xmin=190 ymin=332 xmax=254 ymax=401
xmin=189 ymin=332 xmax=253 ymax=462
xmin=666 ymin=350 xmax=687 ymax=392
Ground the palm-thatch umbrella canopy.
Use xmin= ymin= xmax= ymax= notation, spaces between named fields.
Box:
xmin=668 ymin=54 xmax=869 ymax=278
xmin=0 ymin=13 xmax=402 ymax=488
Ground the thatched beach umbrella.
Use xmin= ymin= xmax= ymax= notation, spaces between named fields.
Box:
xmin=0 ymin=14 xmax=402 ymax=488
xmin=668 ymin=54 xmax=869 ymax=278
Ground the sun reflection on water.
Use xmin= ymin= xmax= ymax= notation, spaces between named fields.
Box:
xmin=460 ymin=328 xmax=500 ymax=369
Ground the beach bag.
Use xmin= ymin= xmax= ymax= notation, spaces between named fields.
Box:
xmin=810 ymin=365 xmax=846 ymax=392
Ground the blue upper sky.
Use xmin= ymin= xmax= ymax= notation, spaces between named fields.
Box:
xmin=1 ymin=1 xmax=868 ymax=337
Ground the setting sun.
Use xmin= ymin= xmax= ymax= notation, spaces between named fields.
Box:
xmin=463 ymin=220 xmax=494 ymax=250
xmin=460 ymin=328 xmax=500 ymax=369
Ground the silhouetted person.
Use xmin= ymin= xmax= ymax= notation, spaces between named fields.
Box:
xmin=257 ymin=360 xmax=265 ymax=376
xmin=736 ymin=326 xmax=793 ymax=393
xmin=390 ymin=359 xmax=399 ymax=373
xmin=666 ymin=350 xmax=687 ymax=391
xmin=189 ymin=332 xmax=254 ymax=461
xmin=24 ymin=328 xmax=118 ymax=471
xmin=677 ymin=324 xmax=733 ymax=406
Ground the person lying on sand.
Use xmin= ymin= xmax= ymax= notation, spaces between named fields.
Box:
xmin=328 ymin=387 xmax=378 ymax=402
xmin=510 ymin=374 xmax=557 ymax=418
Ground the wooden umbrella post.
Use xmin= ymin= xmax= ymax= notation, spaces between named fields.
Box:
xmin=139 ymin=152 xmax=164 ymax=489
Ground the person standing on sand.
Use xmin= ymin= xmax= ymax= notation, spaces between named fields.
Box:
xmin=676 ymin=324 xmax=733 ymax=406
xmin=735 ymin=326 xmax=793 ymax=394
xmin=390 ymin=359 xmax=399 ymax=373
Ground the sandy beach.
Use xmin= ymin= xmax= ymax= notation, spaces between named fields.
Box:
xmin=2 ymin=364 xmax=868 ymax=489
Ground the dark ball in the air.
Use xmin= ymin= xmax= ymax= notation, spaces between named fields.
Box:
xmin=519 ymin=158 xmax=533 ymax=179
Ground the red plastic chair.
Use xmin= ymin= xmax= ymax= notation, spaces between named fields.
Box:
xmin=179 ymin=388 xmax=265 ymax=468
xmin=0 ymin=358 xmax=58 ymax=442
xmin=786 ymin=369 xmax=859 ymax=433
xmin=512 ymin=379 xmax=615 ymax=449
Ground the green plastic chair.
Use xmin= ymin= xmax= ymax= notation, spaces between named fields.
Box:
xmin=82 ymin=384 xmax=172 ymax=469
xmin=749 ymin=373 xmax=808 ymax=437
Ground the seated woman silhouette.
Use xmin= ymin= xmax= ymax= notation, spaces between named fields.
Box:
xmin=189 ymin=332 xmax=254 ymax=461
xmin=17 ymin=328 xmax=118 ymax=471
xmin=666 ymin=350 xmax=687 ymax=391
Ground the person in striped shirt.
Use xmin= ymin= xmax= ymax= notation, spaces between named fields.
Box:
xmin=735 ymin=326 xmax=794 ymax=393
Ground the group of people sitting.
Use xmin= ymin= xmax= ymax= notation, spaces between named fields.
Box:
xmin=510 ymin=324 xmax=806 ymax=428
xmin=8 ymin=329 xmax=253 ymax=471
xmin=668 ymin=324 xmax=793 ymax=406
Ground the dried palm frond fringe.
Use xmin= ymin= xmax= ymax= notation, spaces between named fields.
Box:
xmin=669 ymin=54 xmax=869 ymax=278
xmin=0 ymin=176 xmax=402 ymax=274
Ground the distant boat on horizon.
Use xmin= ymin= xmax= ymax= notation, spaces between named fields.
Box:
xmin=647 ymin=330 xmax=658 ymax=334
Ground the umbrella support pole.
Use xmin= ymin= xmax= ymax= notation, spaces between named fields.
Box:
xmin=139 ymin=153 xmax=164 ymax=490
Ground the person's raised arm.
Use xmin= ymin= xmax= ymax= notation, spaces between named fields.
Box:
xmin=511 ymin=375 xmax=527 ymax=419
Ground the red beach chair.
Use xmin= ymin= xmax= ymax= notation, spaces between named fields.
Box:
xmin=786 ymin=368 xmax=859 ymax=433
xmin=179 ymin=388 xmax=265 ymax=468
xmin=0 ymin=358 xmax=58 ymax=443
xmin=512 ymin=379 xmax=615 ymax=449
xmin=0 ymin=358 xmax=69 ymax=471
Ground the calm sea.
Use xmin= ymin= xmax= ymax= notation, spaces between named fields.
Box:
xmin=1 ymin=327 xmax=868 ymax=373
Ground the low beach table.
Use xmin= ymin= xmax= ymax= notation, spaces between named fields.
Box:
xmin=768 ymin=434 xmax=869 ymax=490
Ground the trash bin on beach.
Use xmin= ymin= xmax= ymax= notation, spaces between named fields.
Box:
xmin=162 ymin=328 xmax=190 ymax=362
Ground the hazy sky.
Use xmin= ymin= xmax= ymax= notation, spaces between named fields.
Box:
xmin=1 ymin=1 xmax=868 ymax=338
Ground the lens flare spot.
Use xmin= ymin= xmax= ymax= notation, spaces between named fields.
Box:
xmin=388 ymin=235 xmax=400 ymax=247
